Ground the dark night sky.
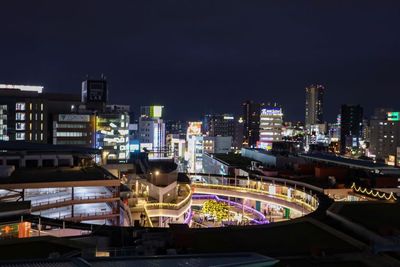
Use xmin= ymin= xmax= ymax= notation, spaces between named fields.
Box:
xmin=1 ymin=1 xmax=400 ymax=121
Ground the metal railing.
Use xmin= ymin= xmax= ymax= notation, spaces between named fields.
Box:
xmin=192 ymin=182 xmax=319 ymax=212
xmin=144 ymin=184 xmax=192 ymax=211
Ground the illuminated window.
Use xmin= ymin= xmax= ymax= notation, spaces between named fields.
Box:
xmin=16 ymin=132 xmax=25 ymax=140
xmin=16 ymin=103 xmax=25 ymax=111
xmin=16 ymin=122 xmax=25 ymax=130
xmin=16 ymin=112 xmax=25 ymax=121
xmin=40 ymin=103 xmax=43 ymax=111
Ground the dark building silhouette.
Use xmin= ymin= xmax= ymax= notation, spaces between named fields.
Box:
xmin=242 ymin=100 xmax=261 ymax=147
xmin=305 ymin=84 xmax=324 ymax=126
xmin=340 ymin=104 xmax=363 ymax=154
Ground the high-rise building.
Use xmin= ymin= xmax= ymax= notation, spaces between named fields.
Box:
xmin=305 ymin=84 xmax=324 ymax=126
xmin=203 ymin=114 xmax=235 ymax=137
xmin=138 ymin=105 xmax=166 ymax=158
xmin=340 ymin=104 xmax=363 ymax=154
xmin=369 ymin=108 xmax=400 ymax=164
xmin=242 ymin=101 xmax=261 ymax=147
xmin=232 ymin=117 xmax=244 ymax=151
xmin=259 ymin=104 xmax=283 ymax=150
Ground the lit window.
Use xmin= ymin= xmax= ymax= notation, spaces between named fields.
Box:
xmin=16 ymin=132 xmax=25 ymax=140
xmin=16 ymin=122 xmax=25 ymax=130
xmin=40 ymin=103 xmax=43 ymax=111
xmin=16 ymin=113 xmax=25 ymax=121
xmin=16 ymin=103 xmax=25 ymax=111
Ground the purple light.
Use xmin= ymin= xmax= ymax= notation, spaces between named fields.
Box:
xmin=183 ymin=208 xmax=193 ymax=224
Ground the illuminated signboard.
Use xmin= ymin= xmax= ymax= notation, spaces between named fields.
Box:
xmin=187 ymin=121 xmax=202 ymax=136
xmin=223 ymin=116 xmax=234 ymax=120
xmin=387 ymin=112 xmax=400 ymax=121
xmin=150 ymin=106 xmax=163 ymax=118
xmin=129 ymin=140 xmax=140 ymax=153
xmin=261 ymin=108 xmax=282 ymax=116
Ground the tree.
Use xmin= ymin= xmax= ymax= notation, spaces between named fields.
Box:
xmin=201 ymin=200 xmax=229 ymax=222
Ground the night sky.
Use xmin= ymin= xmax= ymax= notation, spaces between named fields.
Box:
xmin=1 ymin=1 xmax=399 ymax=121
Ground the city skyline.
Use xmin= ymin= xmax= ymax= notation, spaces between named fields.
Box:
xmin=1 ymin=1 xmax=400 ymax=121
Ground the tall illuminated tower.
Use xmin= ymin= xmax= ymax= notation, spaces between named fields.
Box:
xmin=305 ymin=84 xmax=324 ymax=126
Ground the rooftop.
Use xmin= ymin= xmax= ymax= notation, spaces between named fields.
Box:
xmin=299 ymin=153 xmax=400 ymax=174
xmin=209 ymin=153 xmax=257 ymax=169
xmin=0 ymin=166 xmax=118 ymax=184
xmin=0 ymin=141 xmax=100 ymax=155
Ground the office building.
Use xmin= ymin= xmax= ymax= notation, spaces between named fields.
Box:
xmin=0 ymin=84 xmax=80 ymax=144
xmin=242 ymin=101 xmax=261 ymax=147
xmin=52 ymin=114 xmax=96 ymax=147
xmin=203 ymin=136 xmax=232 ymax=154
xmin=340 ymin=104 xmax=363 ymax=154
xmin=259 ymin=104 xmax=283 ymax=150
xmin=203 ymin=114 xmax=235 ymax=137
xmin=305 ymin=84 xmax=324 ymax=126
xmin=232 ymin=117 xmax=244 ymax=151
xmin=165 ymin=120 xmax=187 ymax=135
xmin=138 ymin=106 xmax=166 ymax=158
xmin=369 ymin=108 xmax=400 ymax=165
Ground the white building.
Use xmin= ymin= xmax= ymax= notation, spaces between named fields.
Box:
xmin=138 ymin=106 xmax=166 ymax=158
xmin=259 ymin=105 xmax=283 ymax=150
xmin=185 ymin=122 xmax=203 ymax=173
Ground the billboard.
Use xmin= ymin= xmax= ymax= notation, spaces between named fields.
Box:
xmin=129 ymin=140 xmax=140 ymax=153
xmin=261 ymin=107 xmax=282 ymax=116
xmin=187 ymin=121 xmax=202 ymax=136
xmin=387 ymin=112 xmax=399 ymax=121
xmin=150 ymin=106 xmax=163 ymax=118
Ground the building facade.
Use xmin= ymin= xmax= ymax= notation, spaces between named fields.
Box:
xmin=305 ymin=84 xmax=324 ymax=127
xmin=340 ymin=104 xmax=363 ymax=154
xmin=138 ymin=106 xmax=166 ymax=158
xmin=53 ymin=114 xmax=96 ymax=147
xmin=259 ymin=104 xmax=283 ymax=150
xmin=203 ymin=114 xmax=235 ymax=137
xmin=242 ymin=101 xmax=261 ymax=148
xmin=369 ymin=108 xmax=400 ymax=164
